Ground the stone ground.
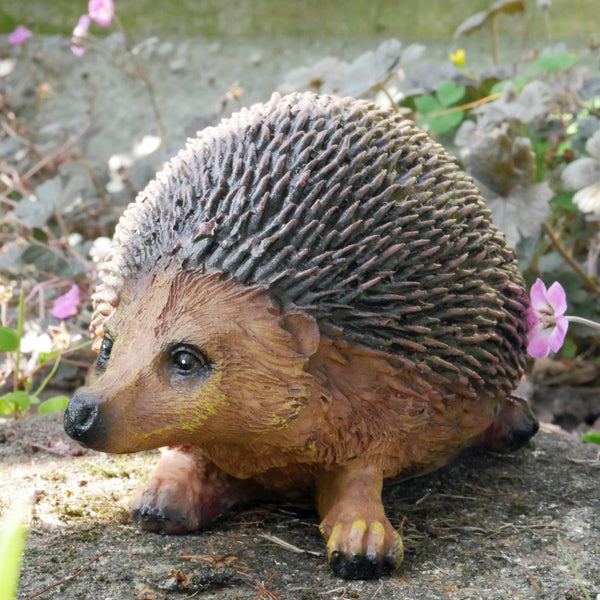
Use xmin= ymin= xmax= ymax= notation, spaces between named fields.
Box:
xmin=1 ymin=31 xmax=600 ymax=600
xmin=1 ymin=410 xmax=599 ymax=600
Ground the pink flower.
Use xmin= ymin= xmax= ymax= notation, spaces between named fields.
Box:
xmin=70 ymin=14 xmax=91 ymax=56
xmin=9 ymin=25 xmax=33 ymax=45
xmin=527 ymin=278 xmax=568 ymax=359
xmin=88 ymin=0 xmax=115 ymax=27
xmin=51 ymin=285 xmax=80 ymax=320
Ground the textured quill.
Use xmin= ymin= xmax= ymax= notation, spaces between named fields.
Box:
xmin=92 ymin=91 xmax=529 ymax=400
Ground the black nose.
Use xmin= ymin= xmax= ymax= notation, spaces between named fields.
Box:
xmin=64 ymin=390 xmax=103 ymax=446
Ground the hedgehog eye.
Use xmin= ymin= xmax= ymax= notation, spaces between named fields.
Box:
xmin=97 ymin=334 xmax=113 ymax=370
xmin=169 ymin=344 xmax=211 ymax=380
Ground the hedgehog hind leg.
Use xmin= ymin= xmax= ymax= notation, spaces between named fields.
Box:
xmin=131 ymin=446 xmax=259 ymax=534
xmin=316 ymin=463 xmax=403 ymax=579
xmin=474 ymin=393 xmax=539 ymax=453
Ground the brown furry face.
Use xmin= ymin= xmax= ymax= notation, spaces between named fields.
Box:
xmin=65 ymin=264 xmax=316 ymax=453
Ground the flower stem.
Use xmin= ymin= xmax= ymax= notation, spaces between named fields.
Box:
xmin=565 ymin=315 xmax=600 ymax=331
xmin=12 ymin=288 xmax=24 ymax=393
xmin=114 ymin=15 xmax=167 ymax=151
xmin=31 ymin=339 xmax=93 ymax=389
xmin=33 ymin=354 xmax=61 ymax=398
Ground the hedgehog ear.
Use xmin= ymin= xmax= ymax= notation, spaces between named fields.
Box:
xmin=282 ymin=310 xmax=320 ymax=357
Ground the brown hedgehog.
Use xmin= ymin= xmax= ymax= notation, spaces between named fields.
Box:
xmin=65 ymin=91 xmax=537 ymax=579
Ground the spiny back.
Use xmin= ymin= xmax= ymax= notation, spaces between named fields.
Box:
xmin=92 ymin=92 xmax=529 ymax=399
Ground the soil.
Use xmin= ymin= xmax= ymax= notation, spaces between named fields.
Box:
xmin=1 ymin=410 xmax=599 ymax=600
xmin=1 ymin=30 xmax=600 ymax=600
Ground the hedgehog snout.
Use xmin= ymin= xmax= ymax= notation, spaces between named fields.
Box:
xmin=64 ymin=389 xmax=108 ymax=449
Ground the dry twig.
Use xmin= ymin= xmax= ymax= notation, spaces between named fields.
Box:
xmin=259 ymin=533 xmax=322 ymax=557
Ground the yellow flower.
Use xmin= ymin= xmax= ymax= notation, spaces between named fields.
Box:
xmin=449 ymin=49 xmax=466 ymax=67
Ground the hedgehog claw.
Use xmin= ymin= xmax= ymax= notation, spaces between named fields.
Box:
xmin=317 ymin=465 xmax=403 ymax=579
xmin=326 ymin=524 xmax=403 ymax=579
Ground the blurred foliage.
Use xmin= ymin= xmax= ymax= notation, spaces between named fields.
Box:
xmin=0 ymin=503 xmax=26 ymax=600
xmin=0 ymin=287 xmax=81 ymax=417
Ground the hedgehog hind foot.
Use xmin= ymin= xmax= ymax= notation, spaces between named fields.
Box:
xmin=131 ymin=446 xmax=257 ymax=534
xmin=316 ymin=464 xmax=403 ymax=580
xmin=475 ymin=393 xmax=539 ymax=454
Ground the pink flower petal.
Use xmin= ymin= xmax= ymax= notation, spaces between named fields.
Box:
xmin=525 ymin=279 xmax=600 ymax=359
xmin=71 ymin=43 xmax=86 ymax=57
xmin=73 ymin=14 xmax=91 ymax=37
xmin=51 ymin=285 xmax=80 ymax=320
xmin=88 ymin=0 xmax=115 ymax=27
xmin=548 ymin=315 xmax=569 ymax=352
xmin=71 ymin=15 xmax=90 ymax=56
xmin=527 ymin=325 xmax=551 ymax=359
xmin=546 ymin=281 xmax=567 ymax=316
xmin=527 ymin=308 xmax=540 ymax=327
xmin=8 ymin=25 xmax=33 ymax=45
xmin=529 ymin=278 xmax=549 ymax=312
xmin=526 ymin=279 xmax=569 ymax=358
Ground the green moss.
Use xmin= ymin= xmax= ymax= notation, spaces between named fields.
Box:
xmin=40 ymin=472 xmax=67 ymax=483
xmin=61 ymin=506 xmax=85 ymax=518
xmin=296 ymin=591 xmax=324 ymax=600
xmin=72 ymin=525 xmax=103 ymax=544
xmin=60 ymin=547 xmax=76 ymax=561
xmin=86 ymin=463 xmax=131 ymax=479
xmin=114 ymin=507 xmax=132 ymax=525
xmin=508 ymin=503 xmax=532 ymax=516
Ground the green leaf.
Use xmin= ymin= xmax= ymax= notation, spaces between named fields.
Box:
xmin=556 ymin=140 xmax=572 ymax=157
xmin=530 ymin=138 xmax=550 ymax=182
xmin=551 ymin=191 xmax=578 ymax=215
xmin=32 ymin=228 xmax=49 ymax=243
xmin=418 ymin=110 xmax=464 ymax=135
xmin=416 ymin=93 xmax=441 ymax=115
xmin=436 ymin=80 xmax=465 ymax=108
xmin=0 ymin=326 xmax=19 ymax=352
xmin=417 ymin=88 xmax=465 ymax=134
xmin=0 ymin=391 xmax=31 ymax=414
xmin=559 ymin=337 xmax=576 ymax=358
xmin=490 ymin=78 xmax=528 ymax=95
xmin=531 ymin=52 xmax=578 ymax=73
xmin=38 ymin=350 xmax=60 ymax=365
xmin=0 ymin=503 xmax=27 ymax=600
xmin=38 ymin=395 xmax=69 ymax=415
xmin=581 ymin=432 xmax=600 ymax=445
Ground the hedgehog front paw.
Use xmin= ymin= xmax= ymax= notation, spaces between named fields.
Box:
xmin=131 ymin=482 xmax=202 ymax=534
xmin=316 ymin=465 xmax=403 ymax=579
xmin=320 ymin=513 xmax=403 ymax=579
xmin=130 ymin=446 xmax=251 ymax=534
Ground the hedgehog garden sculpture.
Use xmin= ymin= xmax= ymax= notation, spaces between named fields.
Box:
xmin=65 ymin=91 xmax=537 ymax=579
